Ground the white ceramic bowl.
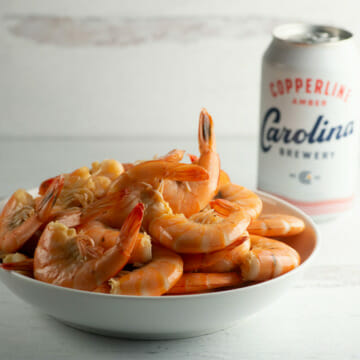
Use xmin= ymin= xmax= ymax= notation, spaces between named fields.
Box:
xmin=0 ymin=190 xmax=319 ymax=339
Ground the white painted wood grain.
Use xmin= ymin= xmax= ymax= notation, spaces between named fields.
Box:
xmin=4 ymin=15 xmax=296 ymax=47
xmin=3 ymin=0 xmax=360 ymax=20
xmin=1 ymin=0 xmax=360 ymax=137
xmin=0 ymin=15 xmax=269 ymax=137
xmin=296 ymin=265 xmax=360 ymax=288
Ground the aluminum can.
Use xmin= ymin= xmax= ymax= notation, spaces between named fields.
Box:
xmin=258 ymin=24 xmax=359 ymax=221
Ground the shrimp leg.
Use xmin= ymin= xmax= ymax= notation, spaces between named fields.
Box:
xmin=110 ymin=245 xmax=183 ymax=296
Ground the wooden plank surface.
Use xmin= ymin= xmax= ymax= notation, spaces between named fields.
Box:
xmin=2 ymin=1 xmax=360 ymax=137
xmin=1 ymin=286 xmax=359 ymax=359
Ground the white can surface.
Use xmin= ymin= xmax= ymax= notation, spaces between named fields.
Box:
xmin=258 ymin=24 xmax=359 ymax=221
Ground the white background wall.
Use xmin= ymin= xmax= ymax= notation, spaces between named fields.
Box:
xmin=1 ymin=0 xmax=360 ymax=138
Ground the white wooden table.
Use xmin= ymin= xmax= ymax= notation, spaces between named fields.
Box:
xmin=0 ymin=137 xmax=359 ymax=360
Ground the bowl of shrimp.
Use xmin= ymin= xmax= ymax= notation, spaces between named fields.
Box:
xmin=0 ymin=109 xmax=319 ymax=339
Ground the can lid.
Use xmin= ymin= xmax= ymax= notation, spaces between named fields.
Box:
xmin=273 ymin=23 xmax=353 ymax=45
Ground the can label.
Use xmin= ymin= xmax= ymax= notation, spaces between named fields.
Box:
xmin=258 ymin=69 xmax=358 ymax=216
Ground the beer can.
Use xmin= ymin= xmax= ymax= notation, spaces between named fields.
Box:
xmin=257 ymin=24 xmax=359 ymax=221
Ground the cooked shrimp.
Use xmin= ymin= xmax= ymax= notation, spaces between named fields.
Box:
xmin=182 ymin=233 xmax=250 ymax=273
xmin=41 ymin=160 xmax=124 ymax=196
xmin=1 ymin=253 xmax=34 ymax=276
xmin=39 ymin=167 xmax=94 ymax=209
xmin=108 ymin=182 xmax=251 ymax=253
xmin=90 ymin=159 xmax=124 ymax=198
xmin=2 ymin=252 xmax=29 ymax=263
xmin=39 ymin=160 xmax=123 ymax=210
xmin=110 ymin=245 xmax=183 ymax=296
xmin=93 ymin=271 xmax=131 ymax=293
xmin=130 ymin=233 xmax=152 ymax=265
xmin=112 ymin=113 xmax=217 ymax=217
xmin=49 ymin=190 xmax=128 ymax=229
xmin=93 ymin=281 xmax=112 ymax=293
xmin=180 ymin=206 xmax=250 ymax=271
xmin=248 ymin=214 xmax=305 ymax=237
xmin=104 ymin=161 xmax=208 ymax=228
xmin=147 ymin=197 xmax=249 ymax=254
xmin=166 ymin=272 xmax=243 ymax=295
xmin=240 ymin=235 xmax=300 ymax=282
xmin=39 ymin=167 xmax=88 ymax=196
xmin=108 ymin=159 xmax=208 ymax=193
xmin=122 ymin=149 xmax=186 ymax=172
xmin=0 ymin=176 xmax=64 ymax=253
xmin=157 ymin=149 xmax=186 ymax=163
xmin=33 ymin=203 xmax=144 ymax=291
xmin=90 ymin=159 xmax=124 ymax=181
xmin=78 ymin=220 xmax=152 ymax=266
xmin=93 ymin=281 xmax=111 ymax=294
xmin=188 ymin=154 xmax=231 ymax=190
xmin=218 ymin=169 xmax=231 ymax=188
xmin=160 ymin=108 xmax=220 ymax=217
xmin=188 ymin=207 xmax=223 ymax=224
xmin=211 ymin=184 xmax=263 ymax=220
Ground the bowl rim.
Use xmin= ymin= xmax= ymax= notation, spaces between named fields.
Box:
xmin=0 ymin=188 xmax=320 ymax=300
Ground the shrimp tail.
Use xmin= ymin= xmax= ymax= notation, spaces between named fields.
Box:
xmin=1 ymin=258 xmax=34 ymax=272
xmin=117 ymin=202 xmax=145 ymax=257
xmin=38 ymin=176 xmax=57 ymax=196
xmin=209 ymin=198 xmax=240 ymax=217
xmin=199 ymin=108 xmax=216 ymax=152
xmin=37 ymin=175 xmax=65 ymax=221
